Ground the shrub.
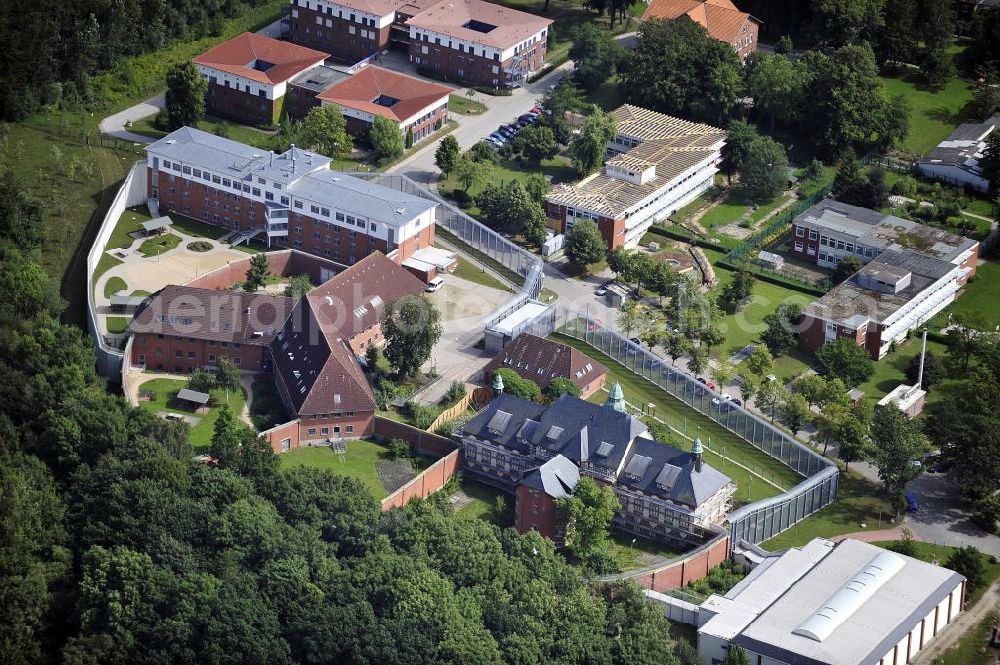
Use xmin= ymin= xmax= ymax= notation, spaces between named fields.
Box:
xmin=441 ymin=380 xmax=467 ymax=405
xmin=388 ymin=438 xmax=411 ymax=460
xmin=586 ymin=550 xmax=622 ymax=575
xmin=945 ymin=546 xmax=985 ymax=591
xmin=436 ymin=413 xmax=471 ymax=437
xmin=971 ymin=494 xmax=1000 ymax=533
xmin=413 ymin=405 xmax=439 ymax=430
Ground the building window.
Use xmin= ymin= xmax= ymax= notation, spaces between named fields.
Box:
xmin=808 ymin=229 xmax=818 ymax=240
xmin=796 ymin=226 xmax=805 ymax=237
xmin=794 ymin=241 xmax=804 ymax=252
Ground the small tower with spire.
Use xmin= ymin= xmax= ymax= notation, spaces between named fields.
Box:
xmin=604 ymin=382 xmax=626 ymax=413
xmin=691 ymin=437 xmax=703 ymax=473
xmin=492 ymin=372 xmax=504 ymax=397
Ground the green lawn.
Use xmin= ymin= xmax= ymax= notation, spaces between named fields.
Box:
xmin=761 ymin=471 xmax=894 ymax=550
xmin=455 ymin=478 xmax=514 ymax=526
xmin=602 ymin=533 xmax=683 ymax=572
xmin=108 ymin=206 xmax=154 ymax=250
xmin=434 ymin=226 xmax=525 ymax=287
xmin=448 ymin=94 xmax=487 ymax=115
xmin=130 ymin=289 xmax=151 ymax=297
xmin=103 ymin=276 xmax=128 ymax=298
xmin=698 ymin=198 xmax=750 ymax=230
xmin=106 ymin=316 xmax=130 ymax=334
xmin=552 ymin=332 xmax=805 ymax=499
xmin=929 ymin=261 xmax=1000 ymax=331
xmin=671 ymin=186 xmax=724 ymax=223
xmin=137 ymin=233 xmax=181 ymax=257
xmin=854 ymin=336 xmax=950 ymax=406
xmin=249 ymin=378 xmax=289 ymax=432
xmin=278 ymin=439 xmax=400 ymax=499
xmin=440 ymin=155 xmax=577 ymax=217
xmin=879 ymin=74 xmax=975 ymax=155
xmin=710 ymin=262 xmax=816 ymax=379
xmin=451 ymin=256 xmax=512 ymax=292
xmin=130 ymin=113 xmax=275 ymax=146
xmin=136 ymin=377 xmax=247 ymax=452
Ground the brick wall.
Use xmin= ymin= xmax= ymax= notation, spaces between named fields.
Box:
xmin=261 ymin=418 xmax=301 ymax=453
xmin=411 ymin=39 xmax=546 ymax=88
xmin=515 ymin=484 xmax=559 ymax=541
xmin=185 ymin=250 xmax=344 ymax=291
xmin=733 ymin=18 xmax=760 ymax=64
xmin=380 ymin=448 xmax=462 ymax=511
xmin=299 ymin=412 xmax=374 ymax=444
xmin=372 ymin=416 xmax=458 ymax=457
xmin=290 ymin=4 xmax=388 ymax=63
xmin=131 ymin=334 xmax=268 ymax=372
xmin=205 ymin=81 xmax=277 ymax=127
xmin=285 ymin=84 xmax=324 ymax=121
xmin=627 ymin=533 xmax=730 ymax=593
xmin=153 ymin=170 xmax=267 ymax=232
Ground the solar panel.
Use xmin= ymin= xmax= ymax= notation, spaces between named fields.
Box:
xmin=595 ymin=441 xmax=615 ymax=457
xmin=487 ymin=410 xmax=512 ymax=434
xmin=655 ymin=463 xmax=682 ymax=490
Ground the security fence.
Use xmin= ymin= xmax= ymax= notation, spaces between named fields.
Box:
xmin=544 ymin=306 xmax=839 ymax=548
xmin=354 ymin=173 xmax=545 ymax=322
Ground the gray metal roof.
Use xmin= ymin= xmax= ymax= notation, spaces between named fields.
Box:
xmin=618 ymin=437 xmax=732 ymax=507
xmin=704 ymin=538 xmax=965 ymax=665
xmin=176 ymin=388 xmax=210 ymax=404
xmin=145 ymin=127 xmax=437 ymax=228
xmin=918 ymin=114 xmax=999 ymax=176
xmin=521 ymin=454 xmax=580 ymax=498
xmin=289 ymin=64 xmax=352 ymax=92
xmin=141 ymin=216 xmax=172 ymax=232
xmin=109 ymin=294 xmax=148 ymax=307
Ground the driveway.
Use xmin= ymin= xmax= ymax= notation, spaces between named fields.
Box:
xmin=904 ymin=472 xmax=1000 ymax=556
xmin=387 ymin=62 xmax=574 ymax=186
xmin=100 ymin=93 xmax=163 ymax=143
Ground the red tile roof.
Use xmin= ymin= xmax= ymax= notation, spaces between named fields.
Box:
xmin=271 ymin=300 xmax=376 ymax=416
xmin=307 ymin=251 xmax=427 ymax=341
xmin=642 ymin=0 xmax=758 ymax=44
xmin=128 ymin=285 xmax=295 ymax=346
xmin=483 ymin=334 xmax=608 ymax=393
xmin=194 ymin=33 xmax=329 ymax=86
xmin=315 ymin=66 xmax=453 ymax=123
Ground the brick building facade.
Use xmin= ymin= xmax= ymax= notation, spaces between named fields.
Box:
xmin=641 ymin=0 xmax=760 ymax=63
xmin=146 ymin=127 xmax=439 ymax=268
xmin=194 ymin=32 xmax=329 ymax=127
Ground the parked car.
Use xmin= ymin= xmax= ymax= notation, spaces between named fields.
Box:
xmin=484 ymin=137 xmax=502 ymax=148
xmin=711 ymin=393 xmax=732 ymax=405
xmin=518 ymin=113 xmax=538 ymax=123
xmin=595 ymin=282 xmax=611 ymax=296
xmin=489 ymin=132 xmax=508 ymax=145
xmin=731 ymin=398 xmax=743 ymax=407
xmin=629 ymin=337 xmax=642 ymax=346
xmin=530 ymin=106 xmax=544 ymax=114
xmin=697 ymin=377 xmax=708 ymax=385
xmin=906 ymin=492 xmax=919 ymax=512
xmin=425 ymin=276 xmax=444 ymax=292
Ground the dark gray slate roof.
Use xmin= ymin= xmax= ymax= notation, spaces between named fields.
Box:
xmin=618 ymin=437 xmax=732 ymax=508
xmin=521 ymin=454 xmax=580 ymax=498
xmin=464 ymin=394 xmax=647 ymax=472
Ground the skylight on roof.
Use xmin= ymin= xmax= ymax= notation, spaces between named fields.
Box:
xmin=372 ymin=94 xmax=400 ymax=108
xmin=462 ymin=19 xmax=497 ymax=33
xmin=353 ymin=306 xmax=368 ymax=318
xmin=370 ymin=295 xmax=383 ymax=308
xmin=250 ymin=59 xmax=275 ymax=72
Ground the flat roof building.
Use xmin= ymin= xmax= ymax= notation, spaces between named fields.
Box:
xmin=545 ymin=105 xmax=725 ymax=250
xmin=790 ymin=201 xmax=979 ymax=359
xmin=145 ymin=127 xmax=439 ymax=268
xmin=698 ymin=538 xmax=966 ymax=665
xmin=917 ymin=114 xmax=999 ymax=193
xmin=194 ymin=32 xmax=329 ymax=127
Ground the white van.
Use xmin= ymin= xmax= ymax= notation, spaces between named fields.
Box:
xmin=425 ymin=276 xmax=444 ymax=292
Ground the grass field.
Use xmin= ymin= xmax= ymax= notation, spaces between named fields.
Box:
xmin=929 ymin=261 xmax=1000 ymax=331
xmin=278 ymin=439 xmax=398 ymax=499
xmin=854 ymin=336 xmax=951 ymax=406
xmin=137 ymin=233 xmax=181 ymax=257
xmin=103 ymin=276 xmax=127 ymax=298
xmin=136 ymin=377 xmax=247 ymax=452
xmin=761 ymin=471 xmax=894 ymax=550
xmin=130 ymin=114 xmax=274 ymax=146
xmin=439 ymin=154 xmax=577 ymax=220
xmin=552 ymin=332 xmax=805 ymax=499
xmin=448 ymin=94 xmax=488 ymax=115
xmin=709 ymin=259 xmax=815 ymax=381
xmin=8 ymin=0 xmax=287 ymax=325
xmin=455 ymin=478 xmax=515 ymax=525
xmin=603 ymin=533 xmax=683 ymax=572
xmin=451 ymin=256 xmax=512 ymax=292
xmin=106 ymin=316 xmax=130 ymax=334
xmin=879 ymin=74 xmax=975 ymax=155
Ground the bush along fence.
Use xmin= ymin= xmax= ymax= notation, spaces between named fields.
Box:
xmin=531 ymin=307 xmax=839 ymax=550
xmin=645 ymin=224 xmax=736 ymax=254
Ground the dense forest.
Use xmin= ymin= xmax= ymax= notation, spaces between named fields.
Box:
xmin=0 ymin=171 xmax=691 ymax=664
xmin=0 ymin=0 xmax=274 ymax=121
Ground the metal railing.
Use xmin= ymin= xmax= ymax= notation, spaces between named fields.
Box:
xmin=547 ymin=306 xmax=839 ymax=548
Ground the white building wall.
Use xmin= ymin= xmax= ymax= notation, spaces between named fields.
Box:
xmin=917 ymin=163 xmax=990 ymax=193
xmin=310 ymin=0 xmax=394 ymax=28
xmin=408 ymin=25 xmax=547 ymax=62
xmin=198 ymin=65 xmax=278 ymax=100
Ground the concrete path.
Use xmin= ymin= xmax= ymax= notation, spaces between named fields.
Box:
xmin=100 ymin=93 xmax=163 ymax=143
xmin=831 ymin=525 xmax=914 ymax=543
xmin=126 ymin=369 xmax=254 ymax=427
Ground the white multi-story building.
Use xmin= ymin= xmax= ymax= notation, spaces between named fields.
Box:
xmin=545 ymin=105 xmax=726 ymax=250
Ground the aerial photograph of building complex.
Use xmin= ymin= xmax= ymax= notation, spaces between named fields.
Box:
xmin=0 ymin=0 xmax=999 ymax=663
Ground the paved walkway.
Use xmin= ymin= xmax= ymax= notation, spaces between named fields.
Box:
xmin=99 ymin=93 xmax=163 ymax=143
xmin=831 ymin=525 xmax=914 ymax=543
xmin=126 ymin=369 xmax=255 ymax=427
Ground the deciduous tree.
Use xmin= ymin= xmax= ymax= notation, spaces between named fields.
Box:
xmin=369 ymin=115 xmax=404 ymax=161
xmin=435 ymin=134 xmax=460 ymax=174
xmin=243 ymin=253 xmax=270 ymax=292
xmin=556 ymin=476 xmax=620 ymax=559
xmin=164 ymin=61 xmax=206 ymax=130
xmin=381 ymin=295 xmax=443 ymax=377
xmin=571 ymin=108 xmax=618 ymax=176
xmin=564 ymin=218 xmax=606 ymax=269
xmin=870 ymin=404 xmax=930 ymax=511
xmin=815 ymin=338 xmax=875 ymax=387
xmin=298 ymin=104 xmax=352 ymax=159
